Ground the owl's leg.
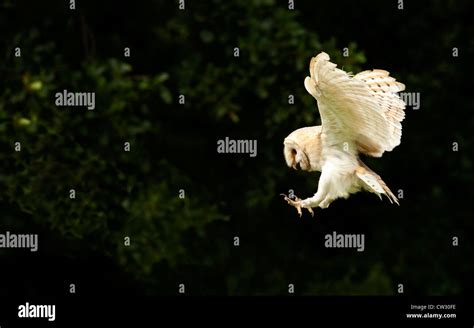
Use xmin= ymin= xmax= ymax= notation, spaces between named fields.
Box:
xmin=281 ymin=186 xmax=326 ymax=217
xmin=282 ymin=168 xmax=333 ymax=217
xmin=281 ymin=194 xmax=314 ymax=217
xmin=299 ymin=168 xmax=332 ymax=210
xmin=299 ymin=192 xmax=325 ymax=209
xmin=319 ymin=196 xmax=334 ymax=209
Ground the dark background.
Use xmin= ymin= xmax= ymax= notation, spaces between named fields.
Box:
xmin=0 ymin=0 xmax=472 ymax=298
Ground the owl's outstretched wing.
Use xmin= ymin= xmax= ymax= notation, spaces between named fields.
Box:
xmin=304 ymin=52 xmax=406 ymax=157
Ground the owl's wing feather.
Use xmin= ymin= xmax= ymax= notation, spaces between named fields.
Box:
xmin=304 ymin=52 xmax=406 ymax=157
xmin=355 ymin=162 xmax=400 ymax=205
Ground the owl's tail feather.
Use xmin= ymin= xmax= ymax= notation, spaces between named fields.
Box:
xmin=355 ymin=161 xmax=400 ymax=205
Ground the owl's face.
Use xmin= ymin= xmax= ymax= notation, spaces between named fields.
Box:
xmin=283 ymin=126 xmax=322 ymax=172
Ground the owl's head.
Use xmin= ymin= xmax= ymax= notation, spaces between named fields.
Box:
xmin=283 ymin=126 xmax=322 ymax=172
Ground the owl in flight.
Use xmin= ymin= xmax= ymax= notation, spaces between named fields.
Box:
xmin=282 ymin=52 xmax=405 ymax=217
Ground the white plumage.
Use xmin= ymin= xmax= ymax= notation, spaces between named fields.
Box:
xmin=282 ymin=52 xmax=405 ymax=216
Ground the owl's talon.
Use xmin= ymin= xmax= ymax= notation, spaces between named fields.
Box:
xmin=280 ymin=194 xmax=313 ymax=217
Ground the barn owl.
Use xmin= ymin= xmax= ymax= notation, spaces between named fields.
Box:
xmin=282 ymin=52 xmax=405 ymax=217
